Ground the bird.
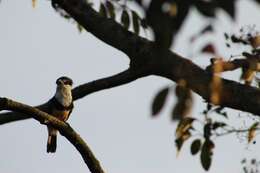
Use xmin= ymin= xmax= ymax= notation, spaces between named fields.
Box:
xmin=46 ymin=76 xmax=74 ymax=153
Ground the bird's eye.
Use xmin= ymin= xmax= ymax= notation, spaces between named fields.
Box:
xmin=64 ymin=80 xmax=72 ymax=85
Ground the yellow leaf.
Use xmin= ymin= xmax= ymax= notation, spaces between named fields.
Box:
xmin=241 ymin=68 xmax=255 ymax=85
xmin=248 ymin=122 xmax=259 ymax=143
xmin=169 ymin=3 xmax=178 ymax=17
xmin=162 ymin=2 xmax=178 ymax=17
xmin=32 ymin=0 xmax=36 ymax=8
xmin=172 ymin=79 xmax=193 ymax=120
xmin=250 ymin=35 xmax=260 ymax=49
xmin=210 ymin=57 xmax=223 ymax=104
xmin=176 ymin=117 xmax=195 ymax=138
xmin=248 ymin=128 xmax=256 ymax=143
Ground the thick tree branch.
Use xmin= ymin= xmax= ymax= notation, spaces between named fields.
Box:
xmin=53 ymin=0 xmax=154 ymax=61
xmin=0 ymin=97 xmax=105 ymax=173
xmin=0 ymin=69 xmax=144 ymax=125
xmin=53 ymin=0 xmax=260 ymax=115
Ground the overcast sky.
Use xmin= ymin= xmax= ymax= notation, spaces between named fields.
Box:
xmin=0 ymin=0 xmax=260 ymax=173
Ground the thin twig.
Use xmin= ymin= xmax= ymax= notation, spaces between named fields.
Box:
xmin=215 ymin=127 xmax=260 ymax=137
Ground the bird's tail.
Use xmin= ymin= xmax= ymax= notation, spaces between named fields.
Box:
xmin=47 ymin=127 xmax=57 ymax=153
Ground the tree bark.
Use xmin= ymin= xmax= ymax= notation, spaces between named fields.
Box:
xmin=0 ymin=97 xmax=105 ymax=173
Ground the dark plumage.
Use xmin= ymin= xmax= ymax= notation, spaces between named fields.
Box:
xmin=46 ymin=76 xmax=73 ymax=153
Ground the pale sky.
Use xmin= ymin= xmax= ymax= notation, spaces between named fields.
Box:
xmin=0 ymin=0 xmax=260 ymax=173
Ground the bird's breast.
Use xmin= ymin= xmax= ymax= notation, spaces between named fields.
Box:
xmin=52 ymin=109 xmax=70 ymax=121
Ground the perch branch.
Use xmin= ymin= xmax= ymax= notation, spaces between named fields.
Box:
xmin=0 ymin=97 xmax=105 ymax=173
xmin=0 ymin=68 xmax=143 ymax=125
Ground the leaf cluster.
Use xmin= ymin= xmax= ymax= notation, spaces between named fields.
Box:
xmin=98 ymin=0 xmax=148 ymax=35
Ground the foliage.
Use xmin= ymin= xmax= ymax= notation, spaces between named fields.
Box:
xmin=122 ymin=0 xmax=260 ymax=49
xmin=151 ymin=86 xmax=169 ymax=116
xmin=242 ymin=158 xmax=260 ymax=173
xmin=87 ymin=1 xmax=260 ymax=170
xmin=97 ymin=0 xmax=148 ymax=35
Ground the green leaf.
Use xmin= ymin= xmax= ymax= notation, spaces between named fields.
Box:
xmin=175 ymin=138 xmax=183 ymax=152
xmin=200 ymin=139 xmax=214 ymax=171
xmin=106 ymin=1 xmax=115 ymax=19
xmin=214 ymin=106 xmax=227 ymax=117
xmin=151 ymin=87 xmax=169 ymax=116
xmin=63 ymin=14 xmax=71 ymax=20
xmin=212 ymin=122 xmax=226 ymax=130
xmin=203 ymin=122 xmax=212 ymax=139
xmin=121 ymin=10 xmax=130 ymax=29
xmin=207 ymin=103 xmax=212 ymax=111
xmin=191 ymin=139 xmax=201 ymax=155
xmin=224 ymin=33 xmax=229 ymax=40
xmin=241 ymin=158 xmax=247 ymax=164
xmin=99 ymin=3 xmax=107 ymax=18
xmin=250 ymin=122 xmax=259 ymax=129
xmin=132 ymin=10 xmax=140 ymax=35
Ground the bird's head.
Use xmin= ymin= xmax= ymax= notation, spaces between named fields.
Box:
xmin=54 ymin=76 xmax=73 ymax=106
xmin=56 ymin=76 xmax=73 ymax=86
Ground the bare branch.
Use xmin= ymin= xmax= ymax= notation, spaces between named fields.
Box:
xmin=0 ymin=68 xmax=145 ymax=125
xmin=0 ymin=97 xmax=105 ymax=173
xmin=215 ymin=128 xmax=252 ymax=137
xmin=0 ymin=103 xmax=48 ymax=125
xmin=72 ymin=68 xmax=145 ymax=100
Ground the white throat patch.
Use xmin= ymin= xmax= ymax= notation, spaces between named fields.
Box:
xmin=54 ymin=84 xmax=72 ymax=107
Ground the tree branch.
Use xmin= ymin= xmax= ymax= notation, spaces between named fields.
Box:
xmin=53 ymin=0 xmax=150 ymax=60
xmin=0 ymin=104 xmax=48 ymax=125
xmin=53 ymin=0 xmax=260 ymax=115
xmin=72 ymin=68 xmax=145 ymax=100
xmin=0 ymin=97 xmax=105 ymax=173
xmin=2 ymin=0 xmax=260 ymax=126
xmin=0 ymin=68 xmax=144 ymax=125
